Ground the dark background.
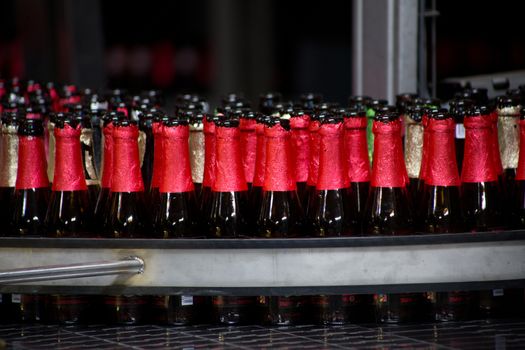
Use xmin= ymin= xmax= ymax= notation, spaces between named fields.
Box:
xmin=0 ymin=0 xmax=523 ymax=105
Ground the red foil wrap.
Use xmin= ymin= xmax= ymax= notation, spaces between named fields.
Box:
xmin=203 ymin=119 xmax=217 ymax=188
xmin=26 ymin=113 xmax=41 ymax=120
xmin=344 ymin=117 xmax=370 ymax=183
xmin=101 ymin=123 xmax=114 ymax=189
xmin=290 ymin=114 xmax=311 ymax=183
xmin=307 ymin=120 xmax=321 ymax=186
xmin=317 ymin=123 xmax=348 ymax=190
xmin=52 ymin=124 xmax=87 ymax=191
xmin=371 ymin=119 xmax=408 ymax=188
xmin=240 ymin=118 xmax=257 ymax=184
xmin=160 ymin=125 xmax=194 ymax=193
xmin=418 ymin=114 xmax=430 ymax=181
xmin=461 ymin=115 xmax=498 ymax=183
xmin=213 ymin=126 xmax=248 ymax=192
xmin=425 ymin=118 xmax=460 ymax=187
xmin=263 ymin=124 xmax=296 ymax=191
xmin=111 ymin=124 xmax=144 ymax=192
xmin=117 ymin=106 xmax=129 ymax=118
xmin=516 ymin=119 xmax=525 ymax=180
xmin=490 ymin=111 xmax=503 ymax=175
xmin=253 ymin=123 xmax=267 ymax=187
xmin=150 ymin=122 xmax=164 ymax=189
xmin=16 ymin=136 xmax=49 ymax=189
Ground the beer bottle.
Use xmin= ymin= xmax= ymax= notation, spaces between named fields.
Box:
xmin=104 ymin=119 xmax=148 ymax=325
xmin=305 ymin=113 xmax=321 ymax=218
xmin=256 ymin=116 xmax=305 ymax=325
xmin=45 ymin=115 xmax=91 ymax=324
xmin=404 ymin=104 xmax=424 ymax=206
xmin=365 ymin=99 xmax=388 ymax=162
xmin=150 ymin=112 xmax=170 ymax=210
xmin=201 ymin=114 xmax=219 ymax=218
xmin=208 ymin=117 xmax=254 ymax=325
xmin=150 ymin=117 xmax=202 ymax=325
xmin=290 ymin=109 xmax=311 ymax=209
xmin=496 ymin=95 xmax=521 ymax=225
xmin=363 ymin=109 xmax=429 ymax=323
xmin=461 ymin=106 xmax=503 ymax=231
xmin=12 ymin=117 xmax=49 ymax=322
xmin=240 ymin=110 xmax=257 ymax=189
xmin=0 ymin=112 xmax=19 ymax=228
xmin=94 ymin=112 xmax=122 ymax=231
xmin=249 ymin=114 xmax=270 ymax=221
xmin=259 ymin=92 xmax=282 ymax=115
xmin=515 ymin=108 xmax=525 ymax=227
xmin=301 ymin=93 xmax=323 ymax=111
xmin=342 ymin=108 xmax=370 ymax=234
xmin=138 ymin=111 xmax=155 ymax=192
xmin=188 ymin=110 xmax=205 ymax=197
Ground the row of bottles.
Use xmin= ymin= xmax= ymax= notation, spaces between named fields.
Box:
xmin=0 ymin=77 xmax=524 ymax=326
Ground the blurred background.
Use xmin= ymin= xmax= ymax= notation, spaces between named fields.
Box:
xmin=0 ymin=0 xmax=524 ymax=106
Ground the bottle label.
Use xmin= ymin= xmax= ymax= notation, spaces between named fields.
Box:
xmin=104 ymin=295 xmax=147 ymax=306
xmin=492 ymin=289 xmax=504 ymax=297
xmin=111 ymin=125 xmax=145 ymax=192
xmin=291 ymin=115 xmax=311 ymax=183
xmin=202 ymin=119 xmax=217 ymax=188
xmin=404 ymin=122 xmax=424 ymax=179
xmin=49 ymin=295 xmax=88 ymax=305
xmin=461 ymin=116 xmax=498 ymax=183
xmin=160 ymin=125 xmax=194 ymax=193
xmin=212 ymin=127 xmax=248 ymax=192
xmin=498 ymin=116 xmax=519 ymax=169
xmin=371 ymin=119 xmax=407 ymax=187
xmin=12 ymin=294 xmax=21 ymax=303
xmin=52 ymin=124 xmax=88 ymax=191
xmin=213 ymin=296 xmax=253 ymax=306
xmin=181 ymin=295 xmax=194 ymax=306
xmin=317 ymin=123 xmax=348 ymax=190
xmin=263 ymin=124 xmax=296 ymax=191
xmin=15 ymin=136 xmax=49 ymax=189
xmin=455 ymin=123 xmax=465 ymax=139
xmin=0 ymin=125 xmax=19 ymax=187
xmin=80 ymin=128 xmax=100 ymax=186
xmin=344 ymin=118 xmax=370 ymax=182
xmin=189 ymin=123 xmax=205 ymax=184
xmin=151 ymin=122 xmax=164 ymax=189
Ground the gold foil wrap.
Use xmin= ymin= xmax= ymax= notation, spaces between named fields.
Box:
xmin=0 ymin=125 xmax=19 ymax=187
xmin=189 ymin=122 xmax=205 ymax=183
xmin=138 ymin=130 xmax=147 ymax=168
xmin=47 ymin=121 xmax=56 ymax=182
xmin=497 ymin=106 xmax=521 ymax=169
xmin=80 ymin=128 xmax=100 ymax=186
xmin=404 ymin=116 xmax=424 ymax=178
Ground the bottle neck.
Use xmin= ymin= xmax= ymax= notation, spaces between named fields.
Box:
xmin=52 ymin=125 xmax=87 ymax=192
xmin=317 ymin=123 xmax=347 ymax=190
xmin=16 ymin=135 xmax=49 ymax=189
xmin=160 ymin=125 xmax=194 ymax=193
xmin=213 ymin=126 xmax=247 ymax=192
xmin=490 ymin=111 xmax=503 ymax=175
xmin=252 ymin=124 xmax=267 ymax=187
xmin=151 ymin=122 xmax=164 ymax=189
xmin=307 ymin=120 xmax=321 ymax=186
xmin=239 ymin=118 xmax=257 ymax=184
xmin=189 ymin=122 xmax=205 ymax=184
xmin=101 ymin=124 xmax=114 ymax=189
xmin=418 ymin=115 xmax=430 ymax=181
xmin=461 ymin=115 xmax=498 ymax=183
xmin=80 ymin=126 xmax=99 ymax=186
xmin=404 ymin=117 xmax=424 ymax=179
xmin=371 ymin=119 xmax=407 ymax=188
xmin=111 ymin=125 xmax=144 ymax=192
xmin=497 ymin=109 xmax=520 ymax=170
xmin=344 ymin=117 xmax=370 ymax=183
xmin=263 ymin=124 xmax=296 ymax=192
xmin=425 ymin=118 xmax=460 ymax=187
xmin=290 ymin=115 xmax=310 ymax=183
xmin=203 ymin=119 xmax=216 ymax=188
xmin=0 ymin=124 xmax=19 ymax=187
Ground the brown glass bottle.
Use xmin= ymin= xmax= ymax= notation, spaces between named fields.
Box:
xmin=200 ymin=114 xmax=219 ymax=219
xmin=515 ymin=108 xmax=525 ymax=227
xmin=149 ymin=112 xmax=169 ymax=212
xmin=45 ymin=115 xmax=92 ymax=324
xmin=104 ymin=118 xmax=149 ymax=325
xmin=12 ymin=117 xmax=49 ymax=322
xmin=404 ymin=105 xmax=424 ymax=207
xmin=256 ymin=117 xmax=305 ymax=325
xmin=290 ymin=110 xmax=311 ymax=209
xmin=342 ymin=108 xmax=370 ymax=234
xmin=449 ymin=99 xmax=474 ymax=176
xmin=249 ymin=114 xmax=270 ymax=225
xmin=0 ymin=112 xmax=19 ymax=230
xmin=138 ymin=111 xmax=155 ymax=193
xmin=208 ymin=117 xmax=254 ymax=325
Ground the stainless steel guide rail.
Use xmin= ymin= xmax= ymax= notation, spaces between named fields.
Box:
xmin=0 ymin=231 xmax=524 ymax=295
